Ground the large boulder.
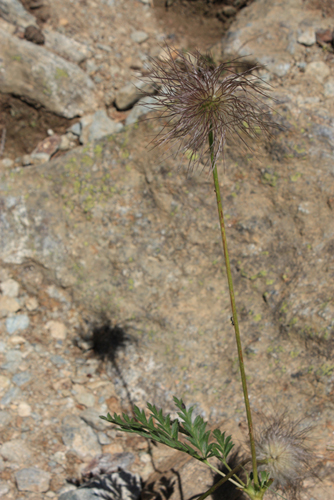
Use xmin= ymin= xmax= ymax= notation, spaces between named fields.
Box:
xmin=0 ymin=29 xmax=97 ymax=118
xmin=0 ymin=0 xmax=36 ymax=27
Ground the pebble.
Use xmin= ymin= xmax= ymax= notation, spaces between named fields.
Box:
xmin=131 ymin=31 xmax=149 ymax=44
xmin=87 ymin=110 xmax=124 ymax=142
xmin=12 ymin=371 xmax=31 ymax=387
xmin=0 ymin=278 xmax=20 ymax=297
xmin=61 ymin=415 xmax=102 ymax=458
xmin=125 ymin=96 xmax=155 ymax=126
xmin=17 ymin=402 xmax=32 ymax=417
xmin=21 ymin=154 xmax=33 ymax=167
xmin=297 ymin=28 xmax=316 ymax=46
xmin=75 ymin=391 xmax=96 ymax=408
xmin=25 ymin=296 xmax=38 ymax=311
xmin=5 ymin=314 xmax=30 ymax=334
xmin=0 ymin=158 xmax=13 ymax=168
xmin=15 ymin=467 xmax=51 ymax=493
xmin=0 ymin=296 xmax=20 ymax=316
xmin=0 ymin=375 xmax=10 ymax=392
xmin=305 ymin=61 xmax=330 ymax=83
xmin=45 ymin=320 xmax=67 ymax=340
xmin=324 ymin=81 xmax=334 ymax=97
xmin=0 ymin=481 xmax=9 ymax=496
xmin=80 ymin=408 xmax=109 ymax=431
xmin=0 ymin=439 xmax=32 ymax=463
xmin=0 ymin=386 xmax=21 ymax=405
xmin=0 ymin=410 xmax=11 ymax=426
xmin=68 ymin=122 xmax=81 ymax=137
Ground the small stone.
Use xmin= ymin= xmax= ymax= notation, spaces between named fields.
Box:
xmin=80 ymin=408 xmax=109 ymax=431
xmin=0 ymin=375 xmax=10 ymax=392
xmin=50 ymin=355 xmax=68 ymax=366
xmin=47 ymin=129 xmax=54 ymax=136
xmin=22 ymin=154 xmax=33 ymax=167
xmin=59 ymin=134 xmax=77 ymax=151
xmin=75 ymin=391 xmax=95 ymax=408
xmin=97 ymin=432 xmax=111 ymax=445
xmin=24 ymin=25 xmax=45 ymax=45
xmin=8 ymin=335 xmax=26 ymax=345
xmin=102 ymin=443 xmax=124 ymax=454
xmin=0 ymin=278 xmax=20 ymax=297
xmin=297 ymin=29 xmax=316 ymax=46
xmin=45 ymin=320 xmax=67 ymax=340
xmin=115 ymin=82 xmax=154 ymax=111
xmin=0 ymin=158 xmax=13 ymax=168
xmin=0 ymin=439 xmax=32 ymax=462
xmin=0 ymin=410 xmax=11 ymax=427
xmin=131 ymin=31 xmax=149 ymax=44
xmin=12 ymin=371 xmax=31 ymax=387
xmin=103 ymin=90 xmax=116 ymax=107
xmin=0 ymin=386 xmax=21 ymax=405
xmin=88 ymin=110 xmax=123 ymax=142
xmin=0 ymin=481 xmax=9 ymax=497
xmin=58 ymin=488 xmax=98 ymax=500
xmin=68 ymin=122 xmax=81 ymax=136
xmin=305 ymin=61 xmax=330 ymax=83
xmin=30 ymin=152 xmax=51 ymax=165
xmin=125 ymin=96 xmax=155 ymax=126
xmin=25 ymin=296 xmax=38 ymax=311
xmin=6 ymin=314 xmax=30 ymax=334
xmin=221 ymin=5 xmax=237 ymax=16
xmin=324 ymin=81 xmax=334 ymax=97
xmin=0 ymin=296 xmax=20 ymax=317
xmin=15 ymin=467 xmax=51 ymax=493
xmin=61 ymin=415 xmax=101 ymax=458
xmin=17 ymin=402 xmax=32 ymax=417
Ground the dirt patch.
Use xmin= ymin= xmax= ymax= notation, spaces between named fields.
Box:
xmin=154 ymin=0 xmax=254 ymax=51
xmin=0 ymin=94 xmax=74 ymax=158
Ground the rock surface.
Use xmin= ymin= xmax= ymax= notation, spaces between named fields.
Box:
xmin=0 ymin=29 xmax=97 ymax=118
xmin=0 ymin=0 xmax=36 ymax=27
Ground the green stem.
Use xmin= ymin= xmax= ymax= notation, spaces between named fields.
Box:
xmin=203 ymin=460 xmax=242 ymax=488
xmin=208 ymin=129 xmax=259 ymax=487
xmin=198 ymin=458 xmax=250 ymax=500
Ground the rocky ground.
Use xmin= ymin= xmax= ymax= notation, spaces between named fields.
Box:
xmin=0 ymin=0 xmax=334 ymax=499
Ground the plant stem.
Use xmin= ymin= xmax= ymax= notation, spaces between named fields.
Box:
xmin=208 ymin=129 xmax=259 ymax=487
xmin=203 ymin=460 xmax=242 ymax=488
xmin=198 ymin=458 xmax=250 ymax=500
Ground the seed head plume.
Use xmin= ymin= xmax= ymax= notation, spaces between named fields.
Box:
xmin=255 ymin=414 xmax=315 ymax=496
xmin=145 ymin=46 xmax=277 ymax=173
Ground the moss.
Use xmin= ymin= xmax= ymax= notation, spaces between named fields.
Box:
xmin=12 ymin=55 xmax=22 ymax=62
xmin=253 ymin=314 xmax=262 ymax=322
xmin=290 ymin=173 xmax=301 ymax=182
xmin=81 ymin=155 xmax=94 ymax=167
xmin=94 ymin=144 xmax=103 ymax=157
xmin=55 ymin=67 xmax=69 ymax=79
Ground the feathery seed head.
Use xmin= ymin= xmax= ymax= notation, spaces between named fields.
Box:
xmin=255 ymin=415 xmax=314 ymax=493
xmin=146 ymin=46 xmax=277 ymax=173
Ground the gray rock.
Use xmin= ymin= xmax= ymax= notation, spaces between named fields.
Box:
xmin=115 ymin=82 xmax=154 ymax=111
xmin=0 ymin=157 xmax=13 ymax=168
xmin=80 ymin=408 xmax=109 ymax=431
xmin=130 ymin=31 xmax=149 ymax=44
xmin=0 ymin=0 xmax=36 ymax=27
xmin=125 ymin=96 xmax=155 ymax=126
xmin=0 ymin=29 xmax=97 ymax=118
xmin=0 ymin=278 xmax=19 ymax=297
xmin=58 ymin=488 xmax=98 ymax=500
xmin=88 ymin=110 xmax=124 ymax=142
xmin=0 ymin=439 xmax=31 ymax=462
xmin=44 ymin=29 xmax=92 ymax=64
xmin=12 ymin=371 xmax=31 ymax=386
xmin=97 ymin=432 xmax=111 ymax=445
xmin=0 ymin=410 xmax=11 ymax=426
xmin=61 ymin=415 xmax=101 ymax=458
xmin=68 ymin=122 xmax=81 ymax=136
xmin=0 ymin=386 xmax=21 ymax=405
xmin=21 ymin=154 xmax=33 ymax=167
xmin=15 ymin=467 xmax=51 ymax=493
xmin=6 ymin=314 xmax=30 ymax=334
xmin=0 ymin=481 xmax=9 ymax=496
xmin=324 ymin=81 xmax=334 ymax=98
xmin=305 ymin=61 xmax=330 ymax=83
xmin=50 ymin=355 xmax=68 ymax=366
xmin=30 ymin=152 xmax=51 ymax=165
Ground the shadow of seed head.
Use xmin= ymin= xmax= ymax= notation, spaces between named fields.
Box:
xmin=144 ymin=45 xmax=280 ymax=174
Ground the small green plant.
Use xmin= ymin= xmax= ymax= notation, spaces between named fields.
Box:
xmin=101 ymin=47 xmax=314 ymax=499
